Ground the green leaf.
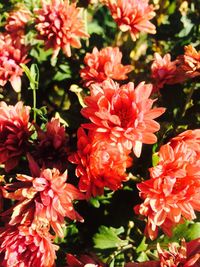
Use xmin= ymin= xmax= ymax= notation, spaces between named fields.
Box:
xmin=88 ymin=21 xmax=104 ymax=35
xmin=53 ymin=63 xmax=71 ymax=81
xmin=32 ymin=106 xmax=48 ymax=122
xmin=21 ymin=63 xmax=39 ymax=90
xmin=136 ymin=237 xmax=148 ymax=253
xmin=136 ymin=251 xmax=149 ymax=262
xmin=178 ymin=16 xmax=193 ymax=37
xmin=89 ymin=197 xmax=100 ymax=208
xmin=93 ymin=226 xmax=128 ymax=250
xmin=160 ymin=221 xmax=200 ymax=244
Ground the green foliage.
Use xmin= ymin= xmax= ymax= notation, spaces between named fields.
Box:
xmin=93 ymin=226 xmax=128 ymax=250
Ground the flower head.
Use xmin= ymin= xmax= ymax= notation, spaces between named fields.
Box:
xmin=80 ymin=47 xmax=133 ymax=86
xmin=81 ymin=79 xmax=165 ymax=158
xmin=5 ymin=4 xmax=32 ymax=40
xmin=177 ymin=45 xmax=200 ymax=79
xmin=105 ymin=0 xmax=156 ymax=41
xmin=3 ymin=168 xmax=85 ymax=237
xmin=0 ymin=101 xmax=31 ymax=172
xmin=33 ymin=118 xmax=69 ymax=171
xmin=135 ymin=130 xmax=200 ymax=239
xmin=69 ymin=127 xmax=132 ymax=199
xmin=151 ymin=53 xmax=184 ymax=92
xmin=125 ymin=238 xmax=200 ymax=267
xmin=34 ymin=0 xmax=89 ymax=58
xmin=158 ymin=238 xmax=200 ymax=267
xmin=0 ymin=34 xmax=30 ymax=92
xmin=0 ymin=224 xmax=58 ymax=267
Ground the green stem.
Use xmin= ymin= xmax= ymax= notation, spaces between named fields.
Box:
xmin=106 ymin=244 xmax=134 ymax=266
xmin=33 ymin=88 xmax=36 ymax=122
xmin=181 ymin=83 xmax=195 ymax=118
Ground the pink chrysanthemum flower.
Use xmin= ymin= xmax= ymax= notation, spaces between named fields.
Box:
xmin=0 ymin=224 xmax=58 ymax=267
xmin=80 ymin=47 xmax=133 ymax=86
xmin=33 ymin=118 xmax=69 ymax=171
xmin=151 ymin=53 xmax=184 ymax=92
xmin=34 ymin=0 xmax=89 ymax=58
xmin=3 ymin=168 xmax=85 ymax=237
xmin=134 ymin=130 xmax=200 ymax=240
xmin=105 ymin=0 xmax=156 ymax=41
xmin=0 ymin=101 xmax=31 ymax=172
xmin=5 ymin=4 xmax=32 ymax=40
xmin=177 ymin=45 xmax=200 ymax=79
xmin=69 ymin=127 xmax=132 ymax=199
xmin=0 ymin=33 xmax=30 ymax=92
xmin=81 ymin=79 xmax=165 ymax=158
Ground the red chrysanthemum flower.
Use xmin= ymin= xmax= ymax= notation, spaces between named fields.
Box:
xmin=33 ymin=118 xmax=69 ymax=171
xmin=3 ymin=168 xmax=85 ymax=237
xmin=80 ymin=47 xmax=133 ymax=86
xmin=81 ymin=79 xmax=165 ymax=158
xmin=125 ymin=238 xmax=200 ymax=267
xmin=105 ymin=0 xmax=156 ymax=41
xmin=66 ymin=253 xmax=105 ymax=267
xmin=158 ymin=239 xmax=200 ymax=267
xmin=177 ymin=45 xmax=200 ymax=79
xmin=34 ymin=0 xmax=89 ymax=58
xmin=0 ymin=33 xmax=30 ymax=92
xmin=5 ymin=4 xmax=32 ymax=40
xmin=134 ymin=130 xmax=200 ymax=240
xmin=0 ymin=101 xmax=31 ymax=172
xmin=151 ymin=53 xmax=185 ymax=92
xmin=69 ymin=127 xmax=132 ymax=198
xmin=0 ymin=224 xmax=58 ymax=267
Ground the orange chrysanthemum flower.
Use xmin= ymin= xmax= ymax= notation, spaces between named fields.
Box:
xmin=81 ymin=79 xmax=165 ymax=158
xmin=105 ymin=0 xmax=156 ymax=41
xmin=34 ymin=0 xmax=89 ymax=58
xmin=0 ymin=34 xmax=30 ymax=92
xmin=3 ymin=168 xmax=85 ymax=237
xmin=151 ymin=53 xmax=184 ymax=92
xmin=134 ymin=130 xmax=200 ymax=240
xmin=0 ymin=224 xmax=58 ymax=267
xmin=0 ymin=101 xmax=31 ymax=172
xmin=69 ymin=127 xmax=132 ymax=199
xmin=33 ymin=118 xmax=69 ymax=171
xmin=177 ymin=45 xmax=200 ymax=79
xmin=80 ymin=47 xmax=133 ymax=86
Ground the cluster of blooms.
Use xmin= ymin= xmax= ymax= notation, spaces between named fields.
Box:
xmin=69 ymin=78 xmax=165 ymax=198
xmin=104 ymin=0 xmax=156 ymax=40
xmin=34 ymin=0 xmax=89 ymax=58
xmin=0 ymin=101 xmax=86 ymax=266
xmin=0 ymin=0 xmax=88 ymax=92
xmin=0 ymin=5 xmax=31 ymax=92
xmin=126 ymin=238 xmax=200 ymax=267
xmin=151 ymin=45 xmax=200 ymax=92
xmin=135 ymin=129 xmax=200 ymax=240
